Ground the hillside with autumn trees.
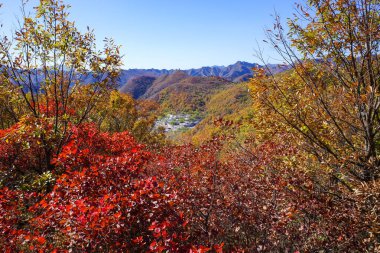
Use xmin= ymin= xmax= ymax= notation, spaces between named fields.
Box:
xmin=0 ymin=0 xmax=379 ymax=252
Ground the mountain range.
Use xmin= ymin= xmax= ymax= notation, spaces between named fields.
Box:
xmin=118 ymin=61 xmax=289 ymax=99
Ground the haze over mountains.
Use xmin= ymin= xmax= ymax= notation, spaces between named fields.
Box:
xmin=118 ymin=61 xmax=289 ymax=99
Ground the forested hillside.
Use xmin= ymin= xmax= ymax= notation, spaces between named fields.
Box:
xmin=0 ymin=0 xmax=379 ymax=252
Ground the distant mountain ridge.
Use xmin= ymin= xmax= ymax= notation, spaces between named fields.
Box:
xmin=11 ymin=61 xmax=288 ymax=95
xmin=118 ymin=61 xmax=289 ymax=86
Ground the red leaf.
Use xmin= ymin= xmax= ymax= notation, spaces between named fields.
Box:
xmin=132 ymin=236 xmax=143 ymax=244
xmin=214 ymin=242 xmax=224 ymax=253
xmin=36 ymin=236 xmax=46 ymax=244
xmin=149 ymin=240 xmax=157 ymax=250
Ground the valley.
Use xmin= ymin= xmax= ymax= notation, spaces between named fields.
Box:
xmin=118 ymin=62 xmax=277 ymax=140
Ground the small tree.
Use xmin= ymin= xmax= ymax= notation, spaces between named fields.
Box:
xmin=0 ymin=0 xmax=122 ymax=171
xmin=252 ymin=0 xmax=380 ymax=183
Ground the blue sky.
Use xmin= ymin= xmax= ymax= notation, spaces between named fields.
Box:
xmin=1 ymin=0 xmax=296 ymax=69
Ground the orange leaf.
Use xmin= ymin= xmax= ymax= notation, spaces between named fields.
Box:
xmin=214 ymin=242 xmax=224 ymax=253
xmin=114 ymin=212 xmax=122 ymax=219
xmin=36 ymin=236 xmax=46 ymax=244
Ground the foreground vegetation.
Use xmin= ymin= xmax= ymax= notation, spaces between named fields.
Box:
xmin=0 ymin=0 xmax=379 ymax=252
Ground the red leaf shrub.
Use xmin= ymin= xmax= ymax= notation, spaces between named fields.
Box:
xmin=0 ymin=120 xmax=376 ymax=252
xmin=0 ymin=123 xmax=190 ymax=252
xmin=147 ymin=137 xmax=372 ymax=252
xmin=0 ymin=116 xmax=59 ymax=187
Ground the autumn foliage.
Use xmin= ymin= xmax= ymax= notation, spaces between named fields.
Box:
xmin=147 ymin=131 xmax=377 ymax=252
xmin=4 ymin=118 xmax=376 ymax=252
xmin=0 ymin=122 xmax=191 ymax=252
xmin=0 ymin=0 xmax=379 ymax=252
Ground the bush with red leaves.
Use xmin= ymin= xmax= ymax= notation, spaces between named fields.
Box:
xmin=0 ymin=122 xmax=190 ymax=252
